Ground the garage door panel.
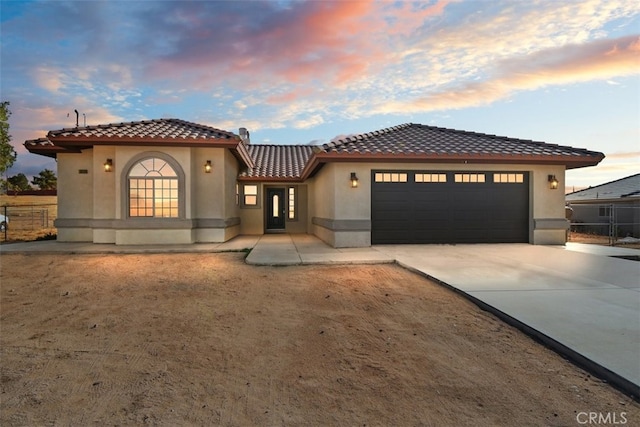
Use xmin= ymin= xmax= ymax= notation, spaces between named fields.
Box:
xmin=372 ymin=170 xmax=529 ymax=244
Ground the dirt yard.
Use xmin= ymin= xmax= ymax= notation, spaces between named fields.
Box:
xmin=1 ymin=253 xmax=637 ymax=426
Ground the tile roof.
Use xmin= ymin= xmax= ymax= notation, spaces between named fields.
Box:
xmin=566 ymin=173 xmax=640 ymax=202
xmin=25 ymin=120 xmax=605 ymax=176
xmin=24 ymin=137 xmax=58 ymax=157
xmin=241 ymin=145 xmax=316 ymax=179
xmin=319 ymin=123 xmax=604 ymax=169
xmin=24 ymin=118 xmax=253 ymax=167
xmin=48 ymin=118 xmax=237 ymax=141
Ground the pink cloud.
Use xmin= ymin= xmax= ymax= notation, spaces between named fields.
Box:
xmin=147 ymin=0 xmax=450 ymax=92
xmin=265 ymin=87 xmax=316 ymax=105
xmin=375 ymin=35 xmax=640 ymax=114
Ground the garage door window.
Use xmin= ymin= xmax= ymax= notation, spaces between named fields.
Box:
xmin=454 ymin=173 xmax=485 ymax=183
xmin=415 ymin=173 xmax=447 ymax=183
xmin=494 ymin=173 xmax=524 ymax=183
xmin=375 ymin=172 xmax=408 ymax=183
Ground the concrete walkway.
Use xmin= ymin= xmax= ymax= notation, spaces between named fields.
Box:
xmin=2 ymin=235 xmax=639 ymax=398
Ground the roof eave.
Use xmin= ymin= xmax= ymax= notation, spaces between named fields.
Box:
xmin=232 ymin=141 xmax=255 ymax=169
xmin=48 ymin=135 xmax=238 ymax=147
xmin=303 ymin=151 xmax=605 ymax=172
xmin=567 ymin=196 xmax=640 ymax=204
xmin=23 ymin=140 xmax=78 ymax=158
xmin=237 ymin=176 xmax=305 ymax=183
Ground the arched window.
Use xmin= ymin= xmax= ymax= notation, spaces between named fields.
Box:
xmin=128 ymin=157 xmax=179 ymax=218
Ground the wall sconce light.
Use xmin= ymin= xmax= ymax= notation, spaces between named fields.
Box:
xmin=104 ymin=159 xmax=113 ymax=172
xmin=204 ymin=160 xmax=212 ymax=173
xmin=350 ymin=172 xmax=359 ymax=188
xmin=548 ymin=174 xmax=559 ymax=190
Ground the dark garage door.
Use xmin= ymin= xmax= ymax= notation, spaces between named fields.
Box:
xmin=371 ymin=171 xmax=529 ymax=244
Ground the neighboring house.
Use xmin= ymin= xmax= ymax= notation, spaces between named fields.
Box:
xmin=24 ymin=119 xmax=604 ymax=247
xmin=566 ymin=174 xmax=640 ymax=238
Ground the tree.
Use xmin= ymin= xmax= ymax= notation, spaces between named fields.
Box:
xmin=7 ymin=173 xmax=32 ymax=192
xmin=0 ymin=101 xmax=17 ymax=176
xmin=31 ymin=169 xmax=57 ymax=190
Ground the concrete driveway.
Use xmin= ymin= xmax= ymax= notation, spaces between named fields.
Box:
xmin=373 ymin=243 xmax=640 ymax=398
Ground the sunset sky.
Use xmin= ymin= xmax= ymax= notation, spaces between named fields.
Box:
xmin=1 ymin=0 xmax=638 ymax=191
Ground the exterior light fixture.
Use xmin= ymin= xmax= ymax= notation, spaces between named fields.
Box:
xmin=204 ymin=160 xmax=212 ymax=173
xmin=548 ymin=174 xmax=559 ymax=190
xmin=350 ymin=172 xmax=359 ymax=188
xmin=104 ymin=159 xmax=113 ymax=172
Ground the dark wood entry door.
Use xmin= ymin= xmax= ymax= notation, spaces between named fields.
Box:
xmin=266 ymin=188 xmax=286 ymax=230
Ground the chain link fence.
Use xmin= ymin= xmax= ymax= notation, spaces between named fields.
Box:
xmin=1 ymin=203 xmax=58 ymax=242
xmin=568 ymin=204 xmax=640 ymax=246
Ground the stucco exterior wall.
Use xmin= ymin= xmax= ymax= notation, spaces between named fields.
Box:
xmin=286 ymin=184 xmax=308 ymax=234
xmin=54 ymin=142 xmax=569 ymax=247
xmin=310 ymin=162 xmax=568 ymax=247
xmin=239 ymin=182 xmax=263 ymax=235
xmin=56 ymin=145 xmax=242 ymax=244
xmin=55 ymin=150 xmax=94 ymax=242
xmin=313 ymin=163 xmax=371 ymax=247
xmin=92 ymin=146 xmax=117 ymax=242
xmin=191 ymin=148 xmax=241 ymax=242
xmin=530 ymin=166 xmax=568 ymax=244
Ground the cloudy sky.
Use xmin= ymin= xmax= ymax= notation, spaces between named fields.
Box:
xmin=1 ymin=0 xmax=638 ymax=191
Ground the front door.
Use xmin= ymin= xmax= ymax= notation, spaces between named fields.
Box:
xmin=266 ymin=188 xmax=286 ymax=231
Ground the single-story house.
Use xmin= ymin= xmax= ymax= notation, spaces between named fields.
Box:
xmin=566 ymin=173 xmax=640 ymax=238
xmin=25 ymin=119 xmax=604 ymax=247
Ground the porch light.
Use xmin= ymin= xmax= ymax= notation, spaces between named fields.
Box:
xmin=548 ymin=174 xmax=559 ymax=190
xmin=350 ymin=172 xmax=359 ymax=188
xmin=204 ymin=160 xmax=212 ymax=173
xmin=104 ymin=159 xmax=113 ymax=172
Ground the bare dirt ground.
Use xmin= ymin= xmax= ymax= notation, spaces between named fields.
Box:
xmin=0 ymin=195 xmax=57 ymax=243
xmin=568 ymin=231 xmax=640 ymax=249
xmin=1 ymin=253 xmax=637 ymax=426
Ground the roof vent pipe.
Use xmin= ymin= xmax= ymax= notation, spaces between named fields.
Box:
xmin=74 ymin=109 xmax=79 ymax=127
xmin=239 ymin=127 xmax=250 ymax=145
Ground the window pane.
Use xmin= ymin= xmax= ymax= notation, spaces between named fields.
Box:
xmin=129 ymin=157 xmax=177 ymax=178
xmin=129 ymin=163 xmax=147 ymax=176
xmin=288 ymin=187 xmax=295 ymax=220
xmin=273 ymin=195 xmax=280 ymax=217
xmin=455 ymin=173 xmax=484 ymax=183
xmin=129 ymin=170 xmax=178 ymax=218
xmin=494 ymin=173 xmax=524 ymax=184
xmin=244 ymin=185 xmax=258 ymax=206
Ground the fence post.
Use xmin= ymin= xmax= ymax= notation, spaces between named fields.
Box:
xmin=609 ymin=204 xmax=615 ymax=246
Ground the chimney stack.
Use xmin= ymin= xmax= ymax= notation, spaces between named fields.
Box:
xmin=239 ymin=127 xmax=250 ymax=145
